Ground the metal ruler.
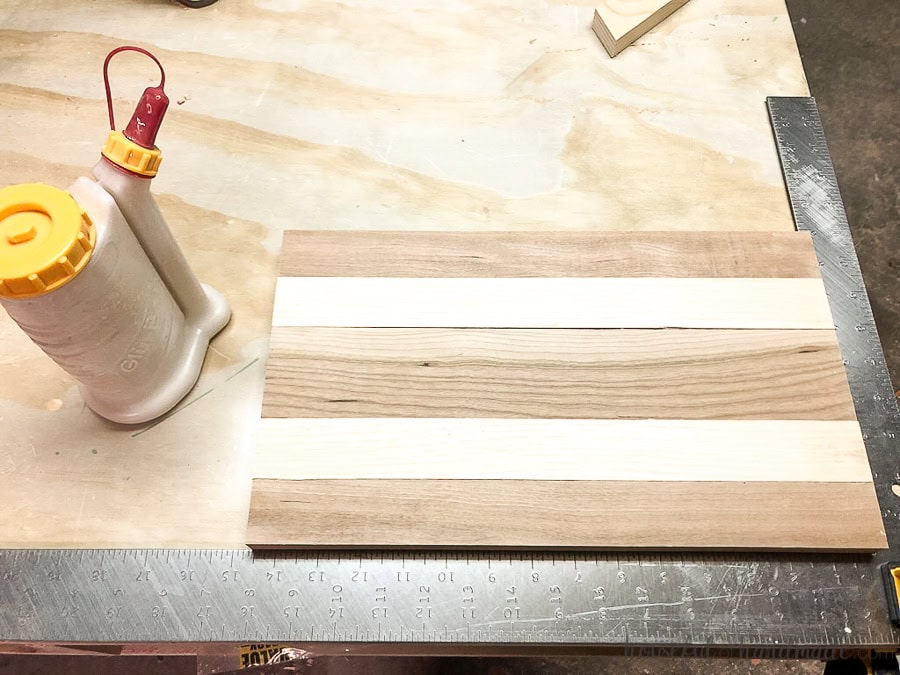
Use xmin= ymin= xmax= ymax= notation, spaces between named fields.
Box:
xmin=0 ymin=549 xmax=896 ymax=651
xmin=1 ymin=97 xmax=898 ymax=654
xmin=767 ymin=96 xmax=900 ymax=557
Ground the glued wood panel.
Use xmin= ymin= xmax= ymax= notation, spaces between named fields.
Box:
xmin=271 ymin=278 xmax=834 ymax=329
xmin=254 ymin=419 xmax=872 ymax=482
xmin=247 ymin=229 xmax=885 ymax=551
xmin=248 ymin=479 xmax=886 ymax=551
xmin=592 ymin=0 xmax=691 ymax=57
xmin=280 ymin=231 xmax=822 ymax=278
xmin=262 ymin=328 xmax=856 ymax=420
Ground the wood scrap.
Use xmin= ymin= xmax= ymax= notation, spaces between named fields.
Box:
xmin=592 ymin=0 xmax=691 ymax=57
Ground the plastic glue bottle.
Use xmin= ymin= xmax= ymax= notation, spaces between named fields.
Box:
xmin=0 ymin=46 xmax=230 ymax=424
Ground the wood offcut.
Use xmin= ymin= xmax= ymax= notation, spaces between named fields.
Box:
xmin=592 ymin=0 xmax=691 ymax=57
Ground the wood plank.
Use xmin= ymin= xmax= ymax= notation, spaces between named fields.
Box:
xmin=247 ymin=479 xmax=887 ymax=551
xmin=592 ymin=0 xmax=691 ymax=58
xmin=254 ymin=418 xmax=872 ymax=483
xmin=271 ymin=278 xmax=833 ymax=329
xmin=262 ymin=328 xmax=856 ymax=420
xmin=279 ymin=231 xmax=822 ymax=278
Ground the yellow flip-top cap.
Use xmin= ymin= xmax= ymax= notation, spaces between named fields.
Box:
xmin=102 ymin=130 xmax=162 ymax=177
xmin=0 ymin=183 xmax=95 ymax=299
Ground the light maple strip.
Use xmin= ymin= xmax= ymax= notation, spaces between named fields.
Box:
xmin=254 ymin=418 xmax=872 ymax=483
xmin=271 ymin=277 xmax=834 ymax=329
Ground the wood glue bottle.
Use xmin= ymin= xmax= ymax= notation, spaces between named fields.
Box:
xmin=0 ymin=47 xmax=230 ymax=424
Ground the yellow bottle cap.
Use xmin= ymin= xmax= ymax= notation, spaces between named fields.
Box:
xmin=0 ymin=183 xmax=96 ymax=299
xmin=101 ymin=130 xmax=162 ymax=177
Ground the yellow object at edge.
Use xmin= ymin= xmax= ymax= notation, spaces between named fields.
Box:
xmin=0 ymin=183 xmax=96 ymax=299
xmin=101 ymin=130 xmax=162 ymax=177
xmin=892 ymin=568 xmax=900 ymax=612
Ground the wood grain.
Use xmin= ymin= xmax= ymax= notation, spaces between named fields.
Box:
xmin=247 ymin=479 xmax=887 ymax=551
xmin=280 ymin=231 xmax=822 ymax=279
xmin=271 ymin=278 xmax=834 ymax=329
xmin=592 ymin=0 xmax=691 ymax=57
xmin=262 ymin=328 xmax=855 ymax=420
xmin=254 ymin=418 xmax=872 ymax=482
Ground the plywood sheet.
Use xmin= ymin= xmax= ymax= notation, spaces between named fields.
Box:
xmin=0 ymin=1 xmax=812 ymax=549
xmin=248 ymin=231 xmax=886 ymax=551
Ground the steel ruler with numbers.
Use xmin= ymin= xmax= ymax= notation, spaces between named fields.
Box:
xmin=0 ymin=97 xmax=898 ymax=655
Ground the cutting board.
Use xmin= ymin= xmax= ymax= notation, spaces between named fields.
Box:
xmin=247 ymin=231 xmax=886 ymax=550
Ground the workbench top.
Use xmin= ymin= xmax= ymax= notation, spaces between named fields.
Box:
xmin=0 ymin=0 xmax=809 ymax=547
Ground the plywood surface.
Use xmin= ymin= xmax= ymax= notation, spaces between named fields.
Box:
xmin=0 ymin=1 xmax=808 ymax=235
xmin=248 ymin=230 xmax=886 ymax=551
xmin=0 ymin=1 xmax=817 ymax=548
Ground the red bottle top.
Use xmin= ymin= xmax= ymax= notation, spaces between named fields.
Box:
xmin=103 ymin=46 xmax=169 ymax=150
xmin=123 ymin=85 xmax=169 ymax=149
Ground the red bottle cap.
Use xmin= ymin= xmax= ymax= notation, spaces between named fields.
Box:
xmin=123 ymin=85 xmax=169 ymax=149
xmin=102 ymin=46 xmax=169 ymax=151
